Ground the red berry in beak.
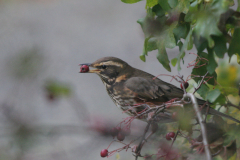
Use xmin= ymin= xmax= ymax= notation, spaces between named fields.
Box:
xmin=80 ymin=65 xmax=89 ymax=73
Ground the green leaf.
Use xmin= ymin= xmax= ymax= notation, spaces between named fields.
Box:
xmin=146 ymin=0 xmax=158 ymax=8
xmin=168 ymin=0 xmax=178 ymax=8
xmin=192 ymin=0 xmax=228 ymax=48
xmin=193 ymin=34 xmax=208 ymax=53
xmin=206 ymin=89 xmax=221 ymax=103
xmin=228 ymin=28 xmax=240 ymax=58
xmin=174 ymin=0 xmax=191 ymax=14
xmin=171 ymin=58 xmax=178 ymax=67
xmin=187 ymin=33 xmax=193 ymax=50
xmin=197 ymin=84 xmax=209 ymax=99
xmin=157 ymin=41 xmax=171 ymax=71
xmin=147 ymin=37 xmax=158 ymax=51
xmin=165 ymin=22 xmax=177 ymax=49
xmin=173 ymin=23 xmax=189 ymax=41
xmin=214 ymin=93 xmax=226 ymax=104
xmin=177 ymin=29 xmax=192 ymax=71
xmin=158 ymin=0 xmax=171 ymax=12
xmin=152 ymin=4 xmax=165 ymax=17
xmin=143 ymin=37 xmax=151 ymax=55
xmin=121 ymin=0 xmax=142 ymax=4
xmin=212 ymin=35 xmax=227 ymax=58
xmin=193 ymin=12 xmax=222 ymax=48
xmin=206 ymin=48 xmax=218 ymax=74
xmin=184 ymin=0 xmax=198 ymax=22
xmin=140 ymin=54 xmax=146 ymax=62
xmin=191 ymin=52 xmax=216 ymax=85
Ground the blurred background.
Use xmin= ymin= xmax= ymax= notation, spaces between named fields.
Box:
xmin=0 ymin=0 xmax=205 ymax=160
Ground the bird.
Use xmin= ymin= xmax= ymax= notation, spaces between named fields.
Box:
xmin=79 ymin=57 xmax=240 ymax=123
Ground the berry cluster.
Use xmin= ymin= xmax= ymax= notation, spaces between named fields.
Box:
xmin=100 ymin=127 xmax=131 ymax=158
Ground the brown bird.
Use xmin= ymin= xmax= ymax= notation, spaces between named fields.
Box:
xmin=79 ymin=57 xmax=240 ymax=123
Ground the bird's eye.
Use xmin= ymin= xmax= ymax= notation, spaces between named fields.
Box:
xmin=101 ymin=65 xmax=107 ymax=69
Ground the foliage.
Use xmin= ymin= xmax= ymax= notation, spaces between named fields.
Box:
xmin=102 ymin=0 xmax=240 ymax=159
xmin=123 ymin=0 xmax=240 ymax=107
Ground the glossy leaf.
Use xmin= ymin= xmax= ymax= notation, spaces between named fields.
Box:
xmin=228 ymin=28 xmax=240 ymax=58
xmin=168 ymin=0 xmax=178 ymax=8
xmin=206 ymin=48 xmax=218 ymax=74
xmin=177 ymin=29 xmax=192 ymax=71
xmin=146 ymin=0 xmax=158 ymax=8
xmin=197 ymin=84 xmax=209 ymax=99
xmin=171 ymin=58 xmax=178 ymax=66
xmin=206 ymin=89 xmax=221 ymax=103
xmin=158 ymin=0 xmax=171 ymax=12
xmin=212 ymin=35 xmax=227 ymax=58
xmin=157 ymin=41 xmax=171 ymax=71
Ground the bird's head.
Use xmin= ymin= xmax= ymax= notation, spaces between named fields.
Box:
xmin=79 ymin=57 xmax=131 ymax=83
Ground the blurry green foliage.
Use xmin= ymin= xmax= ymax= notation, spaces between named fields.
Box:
xmin=45 ymin=80 xmax=72 ymax=98
xmin=121 ymin=0 xmax=240 ymax=158
xmin=126 ymin=0 xmax=240 ymax=105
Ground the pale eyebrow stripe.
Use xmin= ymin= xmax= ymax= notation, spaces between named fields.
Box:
xmin=99 ymin=61 xmax=123 ymax=68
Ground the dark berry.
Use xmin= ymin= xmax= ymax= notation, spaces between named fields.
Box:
xmin=180 ymin=82 xmax=189 ymax=89
xmin=166 ymin=134 xmax=171 ymax=141
xmin=117 ymin=132 xmax=125 ymax=141
xmin=80 ymin=65 xmax=89 ymax=73
xmin=151 ymin=123 xmax=159 ymax=133
xmin=100 ymin=149 xmax=108 ymax=157
xmin=122 ymin=128 xmax=131 ymax=136
xmin=166 ymin=132 xmax=175 ymax=141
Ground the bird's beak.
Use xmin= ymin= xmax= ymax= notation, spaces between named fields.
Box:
xmin=79 ymin=63 xmax=100 ymax=73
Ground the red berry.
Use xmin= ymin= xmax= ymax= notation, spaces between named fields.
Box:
xmin=151 ymin=123 xmax=159 ymax=133
xmin=100 ymin=149 xmax=108 ymax=157
xmin=122 ymin=128 xmax=131 ymax=136
xmin=117 ymin=132 xmax=125 ymax=141
xmin=168 ymin=132 xmax=175 ymax=138
xmin=166 ymin=132 xmax=175 ymax=141
xmin=167 ymin=132 xmax=176 ymax=140
xmin=166 ymin=134 xmax=171 ymax=141
xmin=80 ymin=65 xmax=89 ymax=73
xmin=180 ymin=82 xmax=189 ymax=89
xmin=110 ymin=127 xmax=119 ymax=137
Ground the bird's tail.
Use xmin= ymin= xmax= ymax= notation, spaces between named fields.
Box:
xmin=208 ymin=108 xmax=240 ymax=123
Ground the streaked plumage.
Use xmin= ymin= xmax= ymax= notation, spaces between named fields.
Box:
xmin=80 ymin=57 xmax=240 ymax=123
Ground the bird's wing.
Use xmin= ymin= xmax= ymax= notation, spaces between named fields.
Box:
xmin=124 ymin=77 xmax=172 ymax=101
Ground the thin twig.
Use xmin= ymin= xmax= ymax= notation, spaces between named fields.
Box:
xmin=184 ymin=93 xmax=212 ymax=160
xmin=193 ymin=72 xmax=209 ymax=94
xmin=134 ymin=107 xmax=165 ymax=160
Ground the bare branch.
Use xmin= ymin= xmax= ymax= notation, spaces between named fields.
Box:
xmin=184 ymin=93 xmax=212 ymax=160
xmin=193 ymin=71 xmax=209 ymax=94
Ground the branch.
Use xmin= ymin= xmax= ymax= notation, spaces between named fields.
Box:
xmin=193 ymin=72 xmax=209 ymax=94
xmin=134 ymin=106 xmax=165 ymax=160
xmin=184 ymin=93 xmax=212 ymax=160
